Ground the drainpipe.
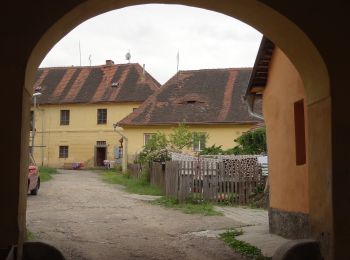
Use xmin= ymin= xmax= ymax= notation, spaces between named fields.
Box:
xmin=37 ymin=106 xmax=45 ymax=166
xmin=41 ymin=109 xmax=45 ymax=166
xmin=245 ymin=94 xmax=264 ymax=120
xmin=113 ymin=123 xmax=128 ymax=173
xmin=245 ymin=93 xmax=269 ymax=194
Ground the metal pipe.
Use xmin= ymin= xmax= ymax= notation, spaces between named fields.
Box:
xmin=31 ymin=92 xmax=42 ymax=157
xmin=40 ymin=108 xmax=45 ymax=166
xmin=245 ymin=94 xmax=264 ymax=120
xmin=31 ymin=95 xmax=36 ymax=156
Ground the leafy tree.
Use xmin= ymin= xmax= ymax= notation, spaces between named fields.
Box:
xmin=169 ymin=123 xmax=193 ymax=150
xmin=232 ymin=127 xmax=267 ymax=155
xmin=222 ymin=147 xmax=238 ymax=155
xmin=199 ymin=144 xmax=224 ymax=155
xmin=138 ymin=124 xmax=212 ymax=164
xmin=139 ymin=132 xmax=169 ymax=163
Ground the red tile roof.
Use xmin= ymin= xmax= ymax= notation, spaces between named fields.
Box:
xmin=34 ymin=63 xmax=160 ymax=104
xmin=118 ymin=68 xmax=262 ymax=126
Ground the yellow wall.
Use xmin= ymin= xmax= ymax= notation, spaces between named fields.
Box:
xmin=122 ymin=124 xmax=255 ymax=162
xmin=30 ymin=102 xmax=141 ymax=167
xmin=30 ymin=102 xmax=254 ymax=167
xmin=263 ymin=48 xmax=309 ymax=213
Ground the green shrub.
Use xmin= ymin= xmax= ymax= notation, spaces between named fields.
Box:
xmin=199 ymin=144 xmax=224 ymax=155
xmin=139 ymin=132 xmax=169 ymax=164
xmin=220 ymin=228 xmax=271 ymax=259
xmin=232 ymin=127 xmax=267 ymax=155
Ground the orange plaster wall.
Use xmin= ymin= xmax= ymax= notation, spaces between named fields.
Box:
xmin=263 ymin=48 xmax=309 ymax=213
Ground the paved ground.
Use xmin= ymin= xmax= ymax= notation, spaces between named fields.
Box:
xmin=27 ymin=170 xmax=247 ymax=260
xmin=214 ymin=207 xmax=290 ymax=257
xmin=27 ymin=169 xmax=289 ymax=259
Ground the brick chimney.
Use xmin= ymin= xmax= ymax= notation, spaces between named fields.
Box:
xmin=106 ymin=60 xmax=114 ymax=66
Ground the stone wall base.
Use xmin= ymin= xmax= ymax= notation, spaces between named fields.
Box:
xmin=269 ymin=207 xmax=310 ymax=239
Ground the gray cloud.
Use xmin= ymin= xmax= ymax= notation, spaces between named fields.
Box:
xmin=40 ymin=4 xmax=262 ymax=84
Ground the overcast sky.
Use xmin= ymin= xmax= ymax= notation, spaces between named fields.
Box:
xmin=40 ymin=4 xmax=262 ymax=84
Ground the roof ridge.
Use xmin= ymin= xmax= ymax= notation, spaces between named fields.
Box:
xmin=38 ymin=63 xmax=141 ymax=70
xmin=178 ymin=67 xmax=252 ymax=73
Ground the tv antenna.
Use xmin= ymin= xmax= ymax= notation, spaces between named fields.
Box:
xmin=88 ymin=54 xmax=92 ymax=66
xmin=125 ymin=50 xmax=131 ymax=63
xmin=78 ymin=40 xmax=82 ymax=66
xmin=176 ymin=50 xmax=179 ymax=73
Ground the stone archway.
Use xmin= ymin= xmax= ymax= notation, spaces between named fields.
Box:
xmin=9 ymin=0 xmax=336 ymax=259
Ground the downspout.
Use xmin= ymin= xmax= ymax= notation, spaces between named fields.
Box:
xmin=245 ymin=94 xmax=264 ymax=120
xmin=37 ymin=106 xmax=45 ymax=166
xmin=245 ymin=92 xmax=269 ymax=195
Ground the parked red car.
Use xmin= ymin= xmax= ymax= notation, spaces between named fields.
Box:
xmin=28 ymin=154 xmax=40 ymax=195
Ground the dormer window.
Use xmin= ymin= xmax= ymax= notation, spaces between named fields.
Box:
xmin=174 ymin=95 xmax=206 ymax=105
xmin=111 ymin=82 xmax=119 ymax=88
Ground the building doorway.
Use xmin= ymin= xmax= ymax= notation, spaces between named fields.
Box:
xmin=95 ymin=141 xmax=107 ymax=167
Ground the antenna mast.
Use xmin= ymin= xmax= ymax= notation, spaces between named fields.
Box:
xmin=176 ymin=50 xmax=179 ymax=73
xmin=176 ymin=50 xmax=180 ymax=85
xmin=125 ymin=50 xmax=131 ymax=63
xmin=79 ymin=40 xmax=82 ymax=66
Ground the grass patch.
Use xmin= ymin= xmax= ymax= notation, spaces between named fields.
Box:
xmin=39 ymin=166 xmax=57 ymax=182
xmin=220 ymin=228 xmax=271 ymax=260
xmin=101 ymin=170 xmax=163 ymax=196
xmin=152 ymin=196 xmax=223 ymax=216
xmin=26 ymin=229 xmax=35 ymax=241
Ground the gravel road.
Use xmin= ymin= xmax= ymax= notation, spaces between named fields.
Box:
xmin=27 ymin=170 xmax=246 ymax=260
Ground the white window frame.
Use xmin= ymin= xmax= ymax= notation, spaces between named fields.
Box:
xmin=192 ymin=132 xmax=207 ymax=152
xmin=144 ymin=133 xmax=156 ymax=145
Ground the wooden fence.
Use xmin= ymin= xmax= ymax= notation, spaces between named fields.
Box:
xmin=127 ymin=163 xmax=165 ymax=192
xmin=164 ymin=160 xmax=263 ymax=204
xmin=150 ymin=163 xmax=166 ymax=192
xmin=129 ymin=159 xmax=264 ymax=205
xmin=127 ymin=163 xmax=141 ymax=179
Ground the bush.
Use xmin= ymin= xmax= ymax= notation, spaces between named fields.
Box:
xmin=198 ymin=128 xmax=267 ymax=156
xmin=138 ymin=124 xmax=209 ymax=164
xmin=232 ymin=127 xmax=267 ymax=155
xmin=138 ymin=132 xmax=169 ymax=164
xmin=199 ymin=144 xmax=224 ymax=155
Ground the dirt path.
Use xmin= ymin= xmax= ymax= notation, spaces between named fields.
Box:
xmin=26 ymin=170 xmax=246 ymax=260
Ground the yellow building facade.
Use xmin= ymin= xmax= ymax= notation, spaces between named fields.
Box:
xmin=118 ymin=68 xmax=261 ymax=159
xmin=31 ymin=102 xmax=141 ymax=167
xmin=30 ymin=62 xmax=161 ymax=167
xmin=119 ymin=124 xmax=254 ymax=162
